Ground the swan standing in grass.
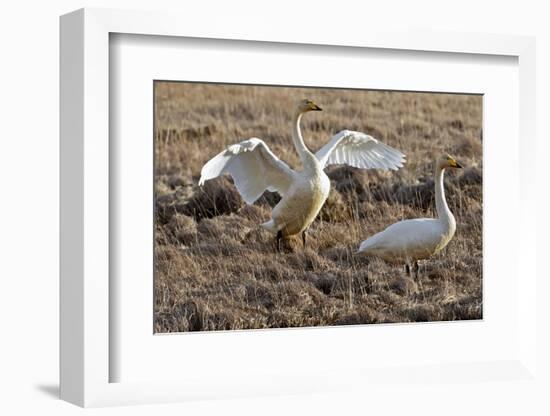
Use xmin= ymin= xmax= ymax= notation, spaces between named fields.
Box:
xmin=357 ymin=155 xmax=463 ymax=276
xmin=200 ymin=99 xmax=406 ymax=252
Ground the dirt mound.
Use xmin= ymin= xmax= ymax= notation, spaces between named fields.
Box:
xmin=368 ymin=166 xmax=482 ymax=210
xmin=164 ymin=213 xmax=197 ymax=245
xmin=326 ymin=166 xmax=370 ymax=197
xmin=156 ymin=177 xmax=243 ymax=223
xmin=183 ymin=178 xmax=243 ymax=220
xmin=197 ymin=214 xmax=253 ymax=242
xmin=457 ymin=166 xmax=482 ymax=187
xmin=318 ymin=188 xmax=350 ymax=223
xmin=255 ymin=191 xmax=281 ymax=208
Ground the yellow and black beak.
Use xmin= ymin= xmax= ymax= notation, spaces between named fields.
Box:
xmin=310 ymin=102 xmax=322 ymax=111
xmin=450 ymin=159 xmax=463 ymax=169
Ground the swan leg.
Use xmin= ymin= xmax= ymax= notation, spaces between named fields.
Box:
xmin=413 ymin=261 xmax=426 ymax=300
xmin=413 ymin=261 xmax=420 ymax=280
xmin=276 ymin=230 xmax=282 ymax=253
xmin=302 ymin=230 xmax=307 ymax=249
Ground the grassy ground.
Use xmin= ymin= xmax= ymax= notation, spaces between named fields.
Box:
xmin=154 ymin=82 xmax=483 ymax=332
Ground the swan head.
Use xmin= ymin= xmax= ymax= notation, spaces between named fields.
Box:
xmin=298 ymin=99 xmax=322 ymax=113
xmin=439 ymin=154 xmax=463 ymax=169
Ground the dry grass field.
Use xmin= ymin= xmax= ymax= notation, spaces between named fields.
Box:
xmin=154 ymin=82 xmax=483 ymax=333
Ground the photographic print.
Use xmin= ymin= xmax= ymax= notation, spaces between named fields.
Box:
xmin=154 ymin=82 xmax=482 ymax=333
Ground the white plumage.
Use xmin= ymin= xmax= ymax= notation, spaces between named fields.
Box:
xmin=199 ymin=99 xmax=406 ymax=251
xmin=199 ymin=138 xmax=294 ymax=204
xmin=316 ymin=130 xmax=405 ymax=171
xmin=357 ymin=155 xmax=463 ymax=273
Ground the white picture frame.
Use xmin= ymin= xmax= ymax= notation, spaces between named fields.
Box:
xmin=60 ymin=7 xmax=538 ymax=408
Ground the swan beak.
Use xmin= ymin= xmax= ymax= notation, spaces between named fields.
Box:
xmin=310 ymin=103 xmax=322 ymax=111
xmin=450 ymin=160 xmax=463 ymax=168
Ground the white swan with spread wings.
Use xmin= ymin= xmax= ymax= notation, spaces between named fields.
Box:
xmin=199 ymin=99 xmax=406 ymax=251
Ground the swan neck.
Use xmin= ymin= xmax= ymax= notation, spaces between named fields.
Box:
xmin=292 ymin=112 xmax=316 ymax=167
xmin=435 ymin=166 xmax=454 ymax=227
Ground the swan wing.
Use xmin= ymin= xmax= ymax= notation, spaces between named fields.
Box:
xmin=316 ymin=130 xmax=406 ymax=170
xmin=199 ymin=138 xmax=294 ymax=204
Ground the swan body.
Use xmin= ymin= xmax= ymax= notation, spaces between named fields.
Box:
xmin=358 ymin=218 xmax=455 ymax=263
xmin=358 ymin=155 xmax=463 ymax=266
xmin=200 ymin=99 xmax=406 ymax=250
xmin=261 ymin=159 xmax=331 ymax=237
